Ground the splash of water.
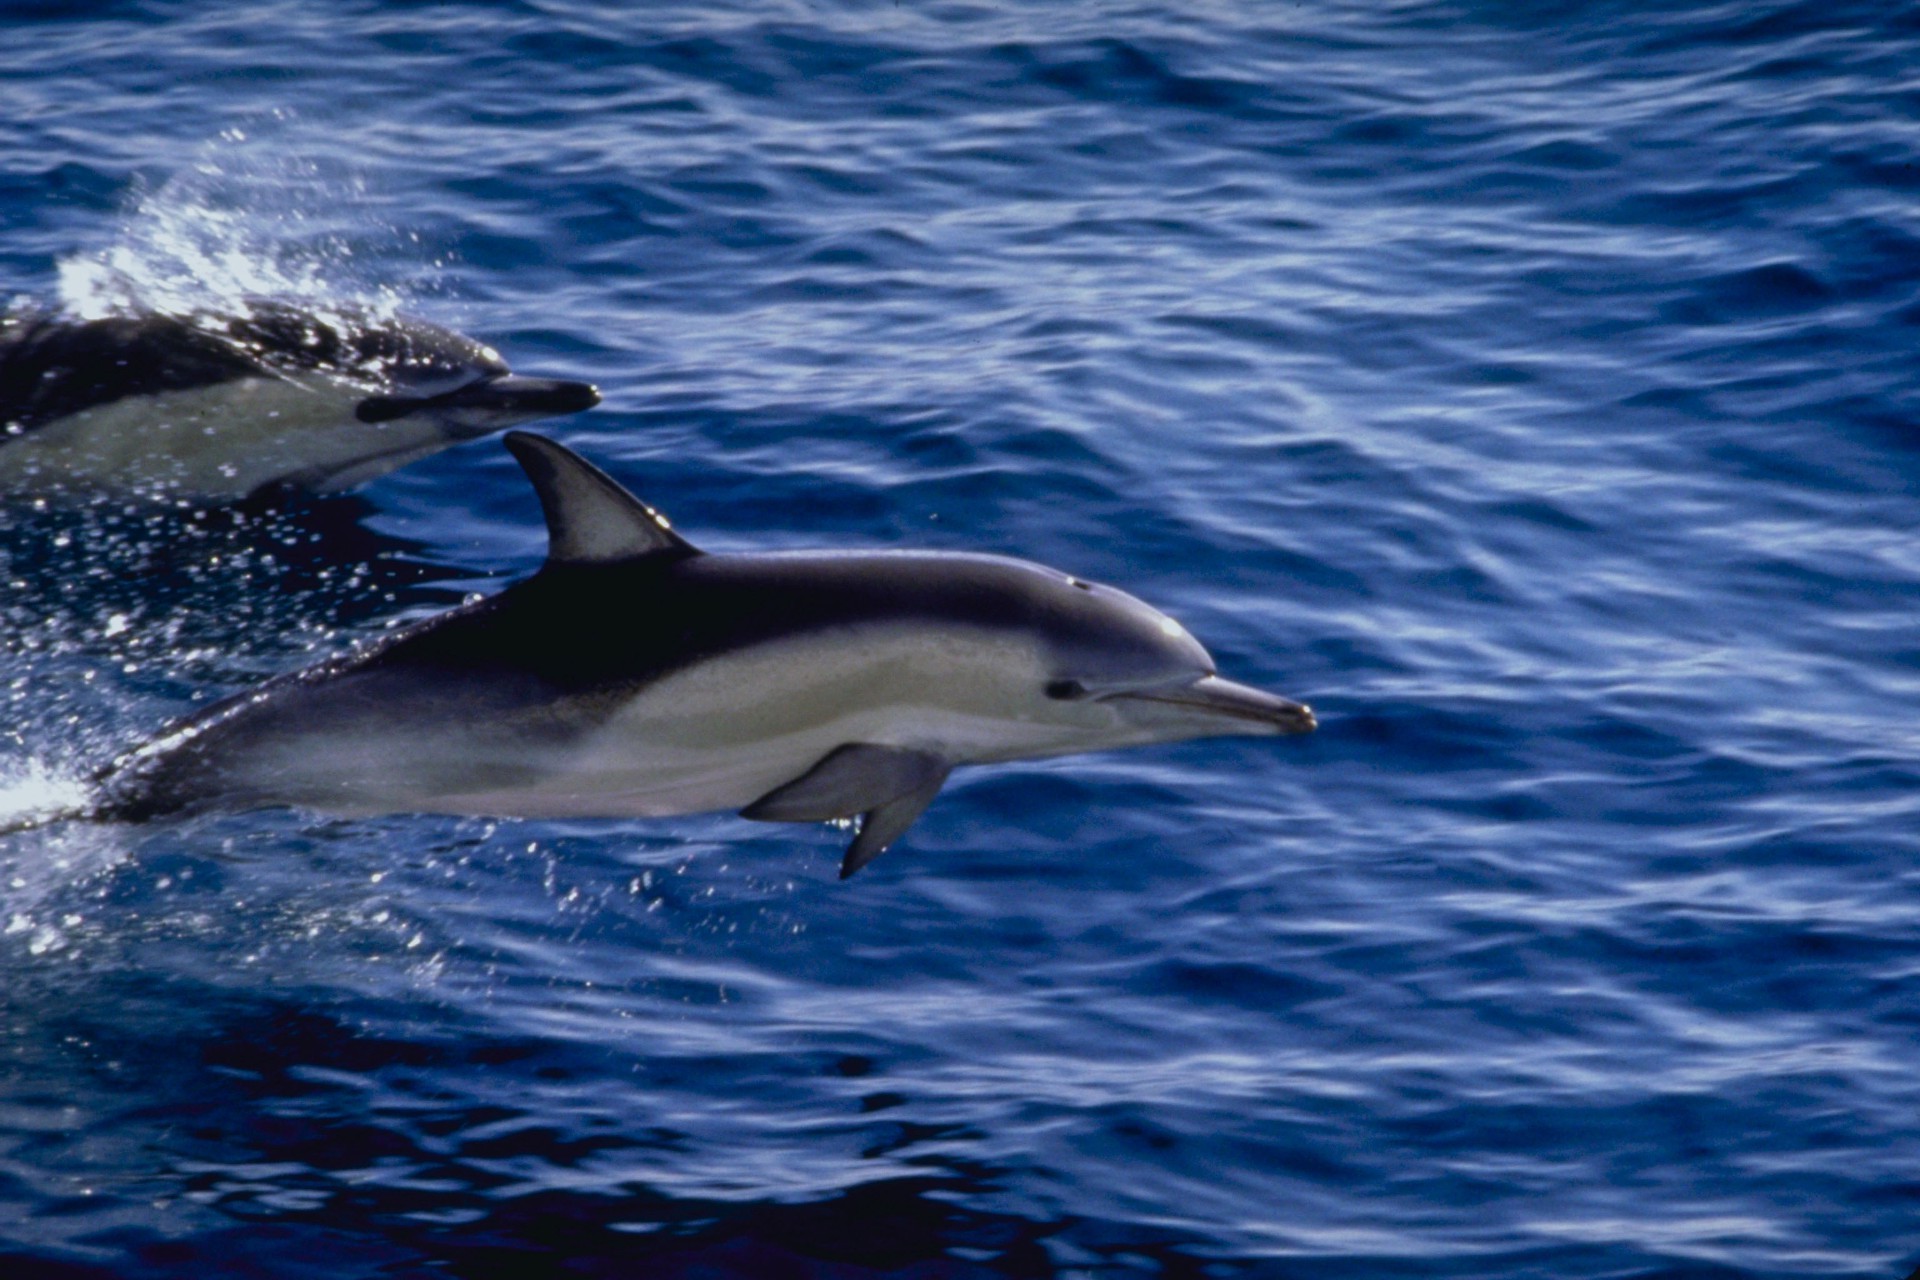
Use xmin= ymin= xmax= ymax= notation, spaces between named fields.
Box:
xmin=52 ymin=118 xmax=439 ymax=324
xmin=0 ymin=764 xmax=128 ymax=948
xmin=0 ymin=762 xmax=89 ymax=832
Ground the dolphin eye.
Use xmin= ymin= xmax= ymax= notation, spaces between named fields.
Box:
xmin=1045 ymin=679 xmax=1089 ymax=701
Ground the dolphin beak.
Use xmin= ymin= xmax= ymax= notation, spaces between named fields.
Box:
xmin=437 ymin=375 xmax=601 ymax=424
xmin=356 ymin=376 xmax=601 ymax=430
xmin=1103 ymin=676 xmax=1317 ymax=735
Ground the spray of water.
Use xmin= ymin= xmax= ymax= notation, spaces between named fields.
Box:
xmin=0 ymin=762 xmax=126 ymax=953
xmin=50 ymin=115 xmax=444 ymax=325
xmin=0 ymin=764 xmax=89 ymax=833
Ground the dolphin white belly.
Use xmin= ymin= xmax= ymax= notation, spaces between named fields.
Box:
xmin=0 ymin=373 xmax=438 ymax=497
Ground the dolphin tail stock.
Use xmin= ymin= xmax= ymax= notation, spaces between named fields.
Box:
xmin=0 ymin=754 xmax=167 ymax=838
xmin=739 ymin=742 xmax=953 ymax=878
xmin=0 ymin=769 xmax=203 ymax=837
xmin=0 ymin=799 xmax=98 ymax=840
xmin=0 ymin=759 xmax=112 ymax=838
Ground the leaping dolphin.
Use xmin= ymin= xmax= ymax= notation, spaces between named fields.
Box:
xmin=84 ymin=433 xmax=1316 ymax=876
xmin=0 ymin=302 xmax=599 ymax=500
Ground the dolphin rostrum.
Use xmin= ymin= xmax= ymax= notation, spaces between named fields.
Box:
xmin=85 ymin=433 xmax=1316 ymax=876
xmin=0 ymin=302 xmax=599 ymax=500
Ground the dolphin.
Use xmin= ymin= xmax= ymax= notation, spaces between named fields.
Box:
xmin=84 ymin=433 xmax=1316 ymax=876
xmin=0 ymin=302 xmax=600 ymax=500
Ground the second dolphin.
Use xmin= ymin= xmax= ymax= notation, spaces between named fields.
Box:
xmin=0 ymin=302 xmax=599 ymax=499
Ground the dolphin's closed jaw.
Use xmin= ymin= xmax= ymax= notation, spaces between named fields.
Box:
xmin=1102 ymin=675 xmax=1317 ymax=736
xmin=450 ymin=374 xmax=601 ymax=418
xmin=356 ymin=376 xmax=601 ymax=430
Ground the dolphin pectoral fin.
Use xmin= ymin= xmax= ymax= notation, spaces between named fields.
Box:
xmin=740 ymin=743 xmax=951 ymax=877
xmin=841 ymin=771 xmax=948 ymax=879
xmin=741 ymin=743 xmax=947 ymax=822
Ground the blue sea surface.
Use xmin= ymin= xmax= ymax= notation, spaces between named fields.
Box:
xmin=3 ymin=1 xmax=1919 ymax=1276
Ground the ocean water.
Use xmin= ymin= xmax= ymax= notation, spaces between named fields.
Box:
xmin=2 ymin=1 xmax=1919 ymax=1276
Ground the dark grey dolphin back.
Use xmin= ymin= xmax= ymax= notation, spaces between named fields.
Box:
xmin=224 ymin=302 xmax=508 ymax=397
xmin=0 ymin=310 xmax=260 ymax=432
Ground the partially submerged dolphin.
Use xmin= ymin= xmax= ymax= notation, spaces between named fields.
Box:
xmin=0 ymin=303 xmax=599 ymax=499
xmin=87 ymin=433 xmax=1316 ymax=876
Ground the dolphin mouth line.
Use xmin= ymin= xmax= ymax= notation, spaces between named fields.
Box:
xmin=1102 ymin=677 xmax=1317 ymax=734
xmin=356 ymin=375 xmax=601 ymax=426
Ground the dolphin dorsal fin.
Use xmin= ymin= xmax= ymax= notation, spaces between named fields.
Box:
xmin=504 ymin=432 xmax=699 ymax=566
